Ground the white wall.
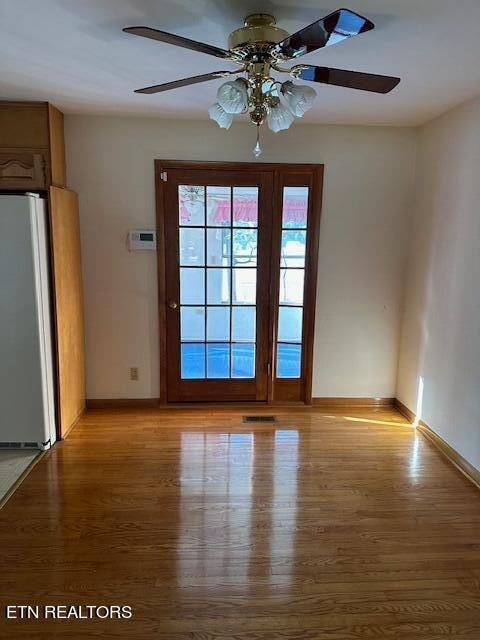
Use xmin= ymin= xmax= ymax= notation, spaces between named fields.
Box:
xmin=65 ymin=115 xmax=416 ymax=400
xmin=397 ymin=95 xmax=480 ymax=470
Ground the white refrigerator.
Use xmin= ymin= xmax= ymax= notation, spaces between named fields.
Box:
xmin=0 ymin=193 xmax=56 ymax=449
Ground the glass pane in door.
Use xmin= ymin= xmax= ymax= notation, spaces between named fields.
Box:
xmin=179 ymin=228 xmax=205 ymax=265
xmin=179 ymin=268 xmax=204 ymax=305
xmin=232 ymin=344 xmax=255 ymax=378
xmin=207 ymin=228 xmax=231 ymax=266
xmin=179 ymin=185 xmax=205 ymax=225
xmin=181 ymin=344 xmax=206 ymax=379
xmin=180 ymin=307 xmax=205 ymax=341
xmin=233 ymin=187 xmax=258 ymax=227
xmin=179 ymin=185 xmax=259 ymax=380
xmin=232 ymin=306 xmax=255 ymax=341
xmin=207 ymin=307 xmax=230 ymax=341
xmin=281 ymin=230 xmax=306 ymax=267
xmin=233 ymin=229 xmax=257 ymax=266
xmin=282 ymin=186 xmax=308 ymax=228
xmin=276 ymin=186 xmax=309 ymax=378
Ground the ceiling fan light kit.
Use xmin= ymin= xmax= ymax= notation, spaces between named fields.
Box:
xmin=266 ymin=101 xmax=295 ymax=134
xmin=208 ymin=102 xmax=234 ymax=130
xmin=124 ymin=8 xmax=401 ymax=156
xmin=216 ymin=78 xmax=249 ymax=114
xmin=281 ymin=81 xmax=317 ymax=118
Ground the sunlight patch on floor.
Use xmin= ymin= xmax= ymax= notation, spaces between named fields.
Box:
xmin=341 ymin=415 xmax=413 ymax=428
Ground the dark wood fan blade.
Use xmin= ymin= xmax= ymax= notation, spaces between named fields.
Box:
xmin=293 ymin=65 xmax=400 ymax=93
xmin=134 ymin=71 xmax=234 ymax=94
xmin=273 ymin=8 xmax=374 ymax=59
xmin=124 ymin=26 xmax=231 ymax=59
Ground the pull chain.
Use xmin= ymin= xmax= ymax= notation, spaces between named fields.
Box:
xmin=253 ymin=125 xmax=262 ymax=158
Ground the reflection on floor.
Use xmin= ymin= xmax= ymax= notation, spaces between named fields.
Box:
xmin=0 ymin=449 xmax=39 ymax=503
xmin=1 ymin=406 xmax=480 ymax=639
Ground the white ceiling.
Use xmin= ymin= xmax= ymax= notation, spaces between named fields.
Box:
xmin=1 ymin=0 xmax=480 ymax=126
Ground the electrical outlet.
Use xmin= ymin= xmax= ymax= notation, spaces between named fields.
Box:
xmin=130 ymin=367 xmax=139 ymax=381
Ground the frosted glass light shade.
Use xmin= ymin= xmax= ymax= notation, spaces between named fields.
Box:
xmin=281 ymin=81 xmax=317 ymax=117
xmin=266 ymin=102 xmax=294 ymax=133
xmin=217 ymin=79 xmax=248 ymax=114
xmin=208 ymin=102 xmax=234 ymax=129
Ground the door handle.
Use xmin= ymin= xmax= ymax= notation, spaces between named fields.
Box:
xmin=168 ymin=300 xmax=178 ymax=309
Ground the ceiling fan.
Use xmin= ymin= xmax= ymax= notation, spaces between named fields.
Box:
xmin=124 ymin=8 xmax=400 ymax=155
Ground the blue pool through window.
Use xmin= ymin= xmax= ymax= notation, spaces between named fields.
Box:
xmin=277 ymin=343 xmax=302 ymax=378
xmin=181 ymin=343 xmax=256 ymax=379
xmin=180 ymin=343 xmax=205 ymax=379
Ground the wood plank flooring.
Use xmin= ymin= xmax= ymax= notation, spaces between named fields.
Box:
xmin=1 ymin=406 xmax=480 ymax=639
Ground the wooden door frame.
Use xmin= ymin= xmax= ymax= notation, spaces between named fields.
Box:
xmin=163 ymin=166 xmax=273 ymax=403
xmin=155 ymin=160 xmax=324 ymax=405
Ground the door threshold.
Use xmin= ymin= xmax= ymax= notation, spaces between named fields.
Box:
xmin=163 ymin=400 xmax=308 ymax=408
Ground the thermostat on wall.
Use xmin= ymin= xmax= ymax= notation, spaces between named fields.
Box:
xmin=128 ymin=229 xmax=157 ymax=251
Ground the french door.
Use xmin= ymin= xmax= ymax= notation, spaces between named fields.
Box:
xmin=156 ymin=161 xmax=323 ymax=403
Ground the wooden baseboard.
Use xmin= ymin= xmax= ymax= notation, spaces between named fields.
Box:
xmin=393 ymin=398 xmax=416 ymax=422
xmin=86 ymin=397 xmax=394 ymax=410
xmin=60 ymin=405 xmax=85 ymax=439
xmin=394 ymin=398 xmax=480 ymax=490
xmin=417 ymin=423 xmax=480 ymax=490
xmin=86 ymin=398 xmax=161 ymax=410
xmin=312 ymin=397 xmax=394 ymax=408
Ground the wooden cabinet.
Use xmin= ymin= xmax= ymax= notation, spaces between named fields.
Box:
xmin=0 ymin=150 xmax=47 ymax=189
xmin=0 ymin=102 xmax=66 ymax=190
xmin=0 ymin=101 xmax=85 ymax=438
xmin=49 ymin=187 xmax=86 ymax=437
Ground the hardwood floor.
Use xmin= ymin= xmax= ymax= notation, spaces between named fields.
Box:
xmin=1 ymin=406 xmax=480 ymax=639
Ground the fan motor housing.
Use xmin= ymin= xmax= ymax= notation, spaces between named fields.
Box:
xmin=228 ymin=14 xmax=289 ymax=50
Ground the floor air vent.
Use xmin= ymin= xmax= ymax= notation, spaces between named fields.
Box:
xmin=0 ymin=442 xmax=39 ymax=449
xmin=243 ymin=416 xmax=277 ymax=423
